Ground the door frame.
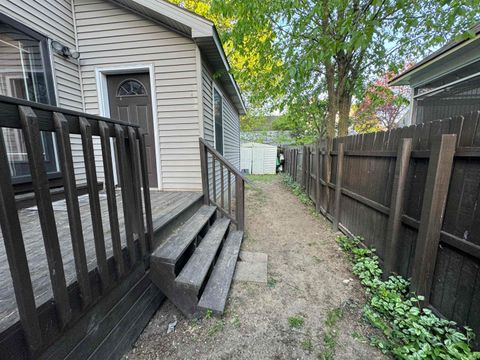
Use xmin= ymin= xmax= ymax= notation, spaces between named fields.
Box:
xmin=95 ymin=63 xmax=162 ymax=190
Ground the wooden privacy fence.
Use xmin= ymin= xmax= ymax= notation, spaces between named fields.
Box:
xmin=0 ymin=95 xmax=153 ymax=357
xmin=283 ymin=111 xmax=480 ymax=346
xmin=199 ymin=138 xmax=246 ymax=230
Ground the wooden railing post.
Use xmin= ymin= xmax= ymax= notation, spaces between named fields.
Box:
xmin=384 ymin=138 xmax=412 ymax=277
xmin=199 ymin=140 xmax=210 ymax=205
xmin=137 ymin=128 xmax=154 ymax=252
xmin=80 ymin=117 xmax=110 ymax=289
xmin=333 ymin=142 xmax=344 ymax=231
xmin=411 ymin=134 xmax=457 ymax=304
xmin=99 ymin=121 xmax=125 ymax=277
xmin=54 ymin=113 xmax=92 ymax=305
xmin=0 ymin=126 xmax=42 ymax=352
xmin=19 ymin=106 xmax=72 ymax=327
xmin=236 ymin=177 xmax=245 ymax=230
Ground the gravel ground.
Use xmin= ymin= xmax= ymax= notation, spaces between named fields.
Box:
xmin=124 ymin=175 xmax=388 ymax=360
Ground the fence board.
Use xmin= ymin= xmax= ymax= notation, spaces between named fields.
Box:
xmin=282 ymin=111 xmax=480 ymax=347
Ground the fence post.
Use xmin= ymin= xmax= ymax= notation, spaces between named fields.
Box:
xmin=411 ymin=134 xmax=456 ymax=304
xmin=333 ymin=142 xmax=344 ymax=231
xmin=315 ymin=142 xmax=321 ymax=212
xmin=325 ymin=138 xmax=333 ymax=213
xmin=384 ymin=138 xmax=412 ymax=276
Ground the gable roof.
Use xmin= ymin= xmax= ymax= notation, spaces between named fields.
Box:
xmin=390 ymin=24 xmax=480 ymax=86
xmin=110 ymin=0 xmax=246 ymax=115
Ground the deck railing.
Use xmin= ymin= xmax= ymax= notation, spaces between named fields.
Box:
xmin=199 ymin=138 xmax=245 ymax=230
xmin=0 ymin=95 xmax=153 ymax=356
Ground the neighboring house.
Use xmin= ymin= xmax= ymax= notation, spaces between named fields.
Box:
xmin=0 ymin=0 xmax=245 ymax=192
xmin=390 ymin=24 xmax=480 ymax=125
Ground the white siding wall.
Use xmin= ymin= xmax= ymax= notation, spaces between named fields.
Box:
xmin=201 ymin=62 xmax=240 ymax=169
xmin=0 ymin=1 xmax=87 ymax=183
xmin=74 ymin=0 xmax=202 ymax=191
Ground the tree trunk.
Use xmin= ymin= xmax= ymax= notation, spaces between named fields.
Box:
xmin=338 ymin=92 xmax=352 ymax=136
xmin=325 ymin=62 xmax=337 ymax=138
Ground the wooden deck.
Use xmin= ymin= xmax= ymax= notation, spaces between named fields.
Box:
xmin=0 ymin=190 xmax=201 ymax=333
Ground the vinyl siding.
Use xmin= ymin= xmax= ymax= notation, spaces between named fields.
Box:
xmin=201 ymin=61 xmax=240 ymax=168
xmin=75 ymin=0 xmax=202 ymax=190
xmin=201 ymin=61 xmax=241 ymax=201
xmin=0 ymin=0 xmax=87 ymax=183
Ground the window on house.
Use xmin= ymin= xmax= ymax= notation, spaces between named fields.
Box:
xmin=213 ymin=88 xmax=223 ymax=155
xmin=0 ymin=16 xmax=58 ymax=184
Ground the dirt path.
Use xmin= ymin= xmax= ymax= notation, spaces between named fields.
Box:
xmin=125 ymin=175 xmax=388 ymax=360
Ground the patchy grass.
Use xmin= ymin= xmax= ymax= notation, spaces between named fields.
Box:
xmin=318 ymin=307 xmax=344 ymax=360
xmin=301 ymin=337 xmax=314 ymax=352
xmin=208 ymin=320 xmax=225 ymax=336
xmin=229 ymin=315 xmax=241 ymax=328
xmin=246 ymin=174 xmax=278 ymax=183
xmin=267 ymin=276 xmax=277 ymax=288
xmin=288 ymin=314 xmax=305 ymax=329
xmin=281 ymin=174 xmax=314 ymax=207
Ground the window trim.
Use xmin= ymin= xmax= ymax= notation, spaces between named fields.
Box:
xmin=0 ymin=13 xmax=57 ymax=106
xmin=0 ymin=13 xmax=59 ymax=190
xmin=212 ymin=83 xmax=224 ymax=155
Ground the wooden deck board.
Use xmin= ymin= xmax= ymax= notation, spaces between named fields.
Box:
xmin=0 ymin=190 xmax=201 ymax=333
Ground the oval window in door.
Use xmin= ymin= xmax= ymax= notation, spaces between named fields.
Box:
xmin=117 ymin=79 xmax=146 ymax=96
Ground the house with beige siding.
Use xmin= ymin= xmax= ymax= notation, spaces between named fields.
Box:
xmin=0 ymin=0 xmax=245 ymax=192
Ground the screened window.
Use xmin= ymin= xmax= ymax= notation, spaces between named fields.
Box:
xmin=213 ymin=88 xmax=223 ymax=155
xmin=0 ymin=16 xmax=57 ymax=183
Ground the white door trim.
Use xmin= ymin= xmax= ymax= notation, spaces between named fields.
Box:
xmin=95 ymin=63 xmax=162 ymax=190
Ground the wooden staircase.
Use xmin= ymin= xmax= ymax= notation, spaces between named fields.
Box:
xmin=150 ymin=205 xmax=243 ymax=317
xmin=150 ymin=139 xmax=246 ymax=318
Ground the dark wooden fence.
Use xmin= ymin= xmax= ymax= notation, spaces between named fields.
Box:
xmin=199 ymin=138 xmax=246 ymax=230
xmin=0 ymin=95 xmax=153 ymax=358
xmin=283 ymin=111 xmax=480 ymax=347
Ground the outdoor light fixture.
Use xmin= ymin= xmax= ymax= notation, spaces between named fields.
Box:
xmin=51 ymin=40 xmax=80 ymax=60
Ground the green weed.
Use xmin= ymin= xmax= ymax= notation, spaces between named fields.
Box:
xmin=301 ymin=337 xmax=314 ymax=351
xmin=208 ymin=320 xmax=225 ymax=336
xmin=288 ymin=314 xmax=305 ymax=329
xmin=337 ymin=235 xmax=480 ymax=359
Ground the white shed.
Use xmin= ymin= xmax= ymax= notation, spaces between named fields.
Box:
xmin=241 ymin=143 xmax=277 ymax=174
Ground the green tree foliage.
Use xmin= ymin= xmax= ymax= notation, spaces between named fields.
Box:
xmin=212 ymin=0 xmax=480 ymax=137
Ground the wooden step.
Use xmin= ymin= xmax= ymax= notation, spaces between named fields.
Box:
xmin=175 ymin=218 xmax=231 ymax=292
xmin=152 ymin=205 xmax=216 ymax=265
xmin=197 ymin=231 xmax=243 ymax=315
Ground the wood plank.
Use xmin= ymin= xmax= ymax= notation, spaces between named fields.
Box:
xmin=411 ymin=134 xmax=457 ymax=304
xmin=137 ymin=128 xmax=154 ymax=251
xmin=115 ymin=124 xmax=136 ymax=266
xmin=384 ymin=138 xmax=412 ymax=276
xmin=199 ymin=141 xmax=209 ymax=205
xmin=152 ymin=205 xmax=216 ymax=264
xmin=175 ymin=218 xmax=231 ymax=291
xmin=127 ymin=127 xmax=146 ymax=258
xmin=19 ymin=106 xmax=71 ymax=327
xmin=53 ymin=113 xmax=92 ymax=305
xmin=80 ymin=117 xmax=109 ymax=289
xmin=198 ymin=230 xmax=243 ymax=314
xmin=333 ymin=142 xmax=344 ymax=231
xmin=220 ymin=163 xmax=225 ymax=213
xmin=99 ymin=121 xmax=125 ymax=277
xmin=0 ymin=126 xmax=42 ymax=352
xmin=236 ymin=176 xmax=245 ymax=231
